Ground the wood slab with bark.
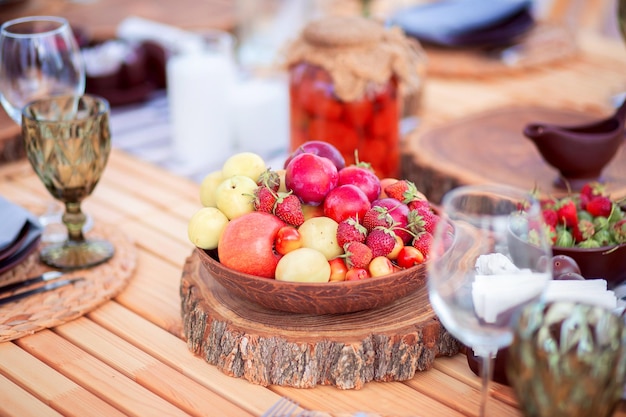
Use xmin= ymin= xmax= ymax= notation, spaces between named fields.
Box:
xmin=180 ymin=251 xmax=460 ymax=390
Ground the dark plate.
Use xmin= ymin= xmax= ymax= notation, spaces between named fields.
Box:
xmin=389 ymin=0 xmax=534 ymax=48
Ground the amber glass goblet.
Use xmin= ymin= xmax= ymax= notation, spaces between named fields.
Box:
xmin=21 ymin=94 xmax=114 ymax=269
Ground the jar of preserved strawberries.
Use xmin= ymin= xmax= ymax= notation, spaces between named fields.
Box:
xmin=283 ymin=16 xmax=425 ymax=178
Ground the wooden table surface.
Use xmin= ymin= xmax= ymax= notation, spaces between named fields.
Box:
xmin=1 ymin=153 xmax=625 ymax=417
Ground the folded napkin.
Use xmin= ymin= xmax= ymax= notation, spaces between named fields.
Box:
xmin=388 ymin=0 xmax=534 ymax=48
xmin=0 ymin=196 xmax=43 ymax=275
xmin=472 ymin=254 xmax=618 ymax=324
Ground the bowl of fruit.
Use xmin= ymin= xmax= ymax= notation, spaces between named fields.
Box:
xmin=537 ymin=183 xmax=626 ymax=288
xmin=188 ymin=141 xmax=444 ymax=314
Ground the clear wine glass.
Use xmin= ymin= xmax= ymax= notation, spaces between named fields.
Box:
xmin=21 ymin=94 xmax=114 ymax=269
xmin=0 ymin=16 xmax=90 ymax=242
xmin=427 ymin=184 xmax=552 ymax=417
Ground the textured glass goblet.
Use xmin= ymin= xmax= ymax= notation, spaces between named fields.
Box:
xmin=21 ymin=94 xmax=113 ymax=269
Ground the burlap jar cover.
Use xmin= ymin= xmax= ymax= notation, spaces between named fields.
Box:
xmin=283 ymin=15 xmax=426 ymax=103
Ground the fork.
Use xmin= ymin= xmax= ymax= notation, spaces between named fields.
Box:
xmin=260 ymin=396 xmax=299 ymax=417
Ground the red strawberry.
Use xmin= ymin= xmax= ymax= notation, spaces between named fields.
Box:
xmin=257 ymin=168 xmax=281 ymax=192
xmin=253 ymin=186 xmax=277 ymax=213
xmin=585 ymin=196 xmax=612 ymax=218
xmin=343 ymin=241 xmax=373 ymax=269
xmin=407 ymin=198 xmax=430 ymax=212
xmin=412 ymin=232 xmax=434 ymax=259
xmin=362 ymin=206 xmax=394 ymax=232
xmin=384 ymin=179 xmax=424 ymax=204
xmin=365 ymin=227 xmax=397 ymax=257
xmin=541 ymin=208 xmax=558 ymax=228
xmin=337 ymin=217 xmax=368 ymax=247
xmin=408 ymin=208 xmax=440 ymax=235
xmin=274 ymin=192 xmax=304 ymax=226
xmin=556 ymin=199 xmax=578 ymax=228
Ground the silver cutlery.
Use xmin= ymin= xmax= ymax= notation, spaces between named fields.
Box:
xmin=0 ymin=270 xmax=65 ymax=294
xmin=0 ymin=277 xmax=84 ymax=305
xmin=261 ymin=396 xmax=300 ymax=417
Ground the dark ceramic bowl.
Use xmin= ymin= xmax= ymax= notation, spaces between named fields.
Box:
xmin=196 ymin=248 xmax=428 ymax=315
xmin=552 ymin=243 xmax=626 ymax=289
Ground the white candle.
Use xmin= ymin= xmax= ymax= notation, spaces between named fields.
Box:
xmin=167 ymin=47 xmax=237 ymax=172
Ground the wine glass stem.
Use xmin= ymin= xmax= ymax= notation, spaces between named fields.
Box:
xmin=63 ymin=201 xmax=86 ymax=242
xmin=479 ymin=352 xmax=496 ymax=417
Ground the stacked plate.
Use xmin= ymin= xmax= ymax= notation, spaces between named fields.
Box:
xmin=388 ymin=0 xmax=534 ymax=48
xmin=0 ymin=197 xmax=42 ymax=275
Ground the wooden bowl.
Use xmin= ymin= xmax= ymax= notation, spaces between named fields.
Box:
xmin=196 ymin=248 xmax=428 ymax=315
xmin=552 ymin=243 xmax=626 ymax=289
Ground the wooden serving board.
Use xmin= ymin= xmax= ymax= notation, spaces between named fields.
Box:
xmin=180 ymin=251 xmax=461 ymax=390
xmin=403 ymin=106 xmax=626 ymax=203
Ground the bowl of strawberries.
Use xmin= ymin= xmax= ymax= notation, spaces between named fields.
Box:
xmin=188 ymin=141 xmax=447 ymax=314
xmin=537 ymin=182 xmax=626 ymax=288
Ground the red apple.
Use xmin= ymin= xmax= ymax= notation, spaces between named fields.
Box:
xmin=323 ymin=184 xmax=371 ymax=223
xmin=285 ymin=153 xmax=339 ymax=205
xmin=284 ymin=140 xmax=346 ymax=171
xmin=337 ymin=165 xmax=381 ymax=202
xmin=218 ymin=211 xmax=286 ymax=278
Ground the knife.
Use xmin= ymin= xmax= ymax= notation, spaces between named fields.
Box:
xmin=0 ymin=271 xmax=64 ymax=294
xmin=0 ymin=277 xmax=84 ymax=306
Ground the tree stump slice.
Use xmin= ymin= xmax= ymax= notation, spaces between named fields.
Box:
xmin=402 ymin=106 xmax=626 ymax=203
xmin=180 ymin=251 xmax=460 ymax=390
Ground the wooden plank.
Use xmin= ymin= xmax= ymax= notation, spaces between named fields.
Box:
xmin=113 ymin=251 xmax=186 ymax=336
xmin=88 ymin=301 xmax=288 ymax=417
xmin=0 ymin=373 xmax=63 ymax=417
xmin=15 ymin=330 xmax=191 ymax=417
xmin=0 ymin=342 xmax=126 ymax=417
xmin=55 ymin=316 xmax=254 ymax=417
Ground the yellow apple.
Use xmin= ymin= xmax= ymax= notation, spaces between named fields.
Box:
xmin=275 ymin=248 xmax=331 ymax=282
xmin=221 ymin=152 xmax=266 ymax=182
xmin=215 ymin=175 xmax=258 ymax=219
xmin=199 ymin=170 xmax=223 ymax=207
xmin=298 ymin=216 xmax=342 ymax=260
xmin=187 ymin=207 xmax=229 ymax=250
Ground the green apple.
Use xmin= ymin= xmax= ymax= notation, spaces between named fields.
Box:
xmin=188 ymin=207 xmax=229 ymax=250
xmin=298 ymin=216 xmax=342 ymax=260
xmin=215 ymin=175 xmax=258 ymax=220
xmin=221 ymin=152 xmax=266 ymax=182
xmin=275 ymin=247 xmax=330 ymax=282
xmin=199 ymin=170 xmax=223 ymax=207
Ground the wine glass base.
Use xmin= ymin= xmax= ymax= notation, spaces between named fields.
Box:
xmin=40 ymin=239 xmax=114 ymax=270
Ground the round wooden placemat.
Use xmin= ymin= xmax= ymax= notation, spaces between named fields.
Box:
xmin=0 ymin=223 xmax=136 ymax=342
xmin=403 ymin=106 xmax=626 ymax=203
xmin=180 ymin=250 xmax=460 ymax=390
xmin=424 ymin=23 xmax=577 ymax=77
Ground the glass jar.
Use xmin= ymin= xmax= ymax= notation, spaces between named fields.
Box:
xmin=289 ymin=61 xmax=400 ymax=178
xmin=283 ymin=16 xmax=425 ymax=180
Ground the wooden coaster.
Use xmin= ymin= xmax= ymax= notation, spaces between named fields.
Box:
xmin=180 ymin=251 xmax=461 ymax=390
xmin=0 ymin=223 xmax=136 ymax=342
xmin=424 ymin=23 xmax=577 ymax=77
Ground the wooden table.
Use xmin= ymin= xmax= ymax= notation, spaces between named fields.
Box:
xmin=0 ymin=151 xmax=624 ymax=417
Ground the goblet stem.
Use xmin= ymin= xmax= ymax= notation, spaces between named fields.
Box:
xmin=479 ymin=354 xmax=495 ymax=417
xmin=64 ymin=201 xmax=87 ymax=243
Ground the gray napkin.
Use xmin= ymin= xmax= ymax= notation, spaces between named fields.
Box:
xmin=0 ymin=197 xmax=43 ymax=272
